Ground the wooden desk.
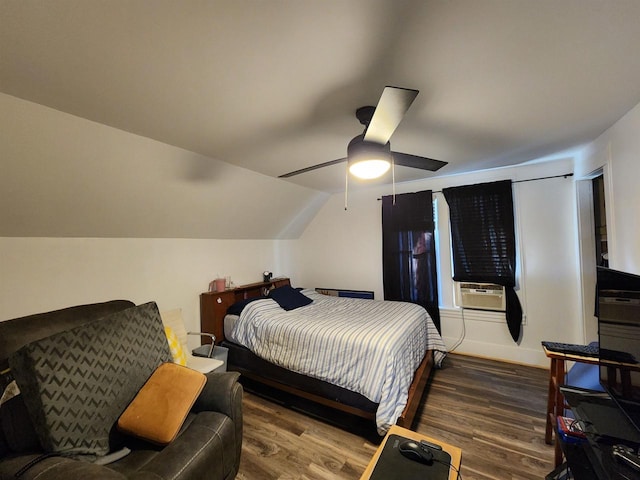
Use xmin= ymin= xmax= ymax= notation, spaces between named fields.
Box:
xmin=360 ymin=425 xmax=462 ymax=480
xmin=543 ymin=346 xmax=640 ymax=467
xmin=543 ymin=347 xmax=600 ymax=467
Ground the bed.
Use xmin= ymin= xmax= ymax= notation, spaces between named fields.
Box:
xmin=208 ymin=280 xmax=447 ymax=434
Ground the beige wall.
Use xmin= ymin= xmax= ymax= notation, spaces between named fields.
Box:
xmin=578 ymin=101 xmax=640 ymax=275
xmin=0 ymin=237 xmax=296 ymax=346
xmin=0 ymin=93 xmax=327 ymax=239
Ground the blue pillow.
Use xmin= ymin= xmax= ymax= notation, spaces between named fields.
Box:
xmin=226 ymin=296 xmax=267 ymax=316
xmin=269 ymin=285 xmax=312 ymax=311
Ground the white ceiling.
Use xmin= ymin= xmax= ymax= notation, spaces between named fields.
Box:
xmin=2 ymin=0 xmax=640 ymax=194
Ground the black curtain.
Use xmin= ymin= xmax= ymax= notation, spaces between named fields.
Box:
xmin=442 ymin=180 xmax=523 ymax=342
xmin=382 ymin=191 xmax=441 ymax=332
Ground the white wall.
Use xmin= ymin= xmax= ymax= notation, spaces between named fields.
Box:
xmin=577 ymin=101 xmax=640 ymax=275
xmin=289 ymin=191 xmax=385 ymax=292
xmin=294 ymin=159 xmax=581 ymax=367
xmin=0 ymin=237 xmax=294 ymax=348
xmin=0 ymin=93 xmax=327 ymax=239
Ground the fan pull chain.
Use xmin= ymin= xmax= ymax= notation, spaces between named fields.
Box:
xmin=392 ymin=157 xmax=396 ymax=205
xmin=344 ymin=163 xmax=349 ymax=210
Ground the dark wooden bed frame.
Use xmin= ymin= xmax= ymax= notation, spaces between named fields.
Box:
xmin=199 ymin=277 xmax=434 ymax=429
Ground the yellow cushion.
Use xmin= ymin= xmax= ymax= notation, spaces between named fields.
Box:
xmin=117 ymin=362 xmax=207 ymax=445
xmin=164 ymin=326 xmax=187 ymax=366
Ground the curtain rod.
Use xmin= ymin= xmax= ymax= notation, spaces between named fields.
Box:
xmin=377 ymin=172 xmax=573 ymax=199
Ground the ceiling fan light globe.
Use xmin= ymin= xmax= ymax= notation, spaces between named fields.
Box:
xmin=349 ymin=159 xmax=391 ymax=179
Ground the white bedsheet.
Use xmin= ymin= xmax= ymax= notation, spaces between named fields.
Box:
xmin=229 ymin=289 xmax=447 ymax=434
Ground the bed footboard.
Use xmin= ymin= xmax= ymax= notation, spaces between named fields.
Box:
xmin=225 ymin=339 xmax=434 ymax=432
xmin=397 ymin=350 xmax=434 ymax=428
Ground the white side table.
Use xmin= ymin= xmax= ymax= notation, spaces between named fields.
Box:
xmin=192 ymin=344 xmax=228 ymax=372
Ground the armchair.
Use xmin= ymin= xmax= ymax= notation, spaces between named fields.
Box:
xmin=0 ymin=300 xmax=242 ymax=480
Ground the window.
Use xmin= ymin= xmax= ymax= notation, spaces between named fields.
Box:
xmin=443 ymin=180 xmax=523 ymax=342
xmin=382 ymin=191 xmax=440 ymax=332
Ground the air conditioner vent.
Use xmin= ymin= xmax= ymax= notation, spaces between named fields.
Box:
xmin=454 ymin=282 xmax=506 ymax=311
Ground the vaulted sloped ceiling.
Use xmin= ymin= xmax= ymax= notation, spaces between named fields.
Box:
xmin=0 ymin=93 xmax=328 ymax=239
xmin=1 ymin=0 xmax=640 ymax=238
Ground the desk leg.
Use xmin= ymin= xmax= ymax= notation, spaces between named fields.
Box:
xmin=554 ymin=359 xmax=565 ymax=418
xmin=545 ymin=357 xmax=566 ymax=467
xmin=545 ymin=358 xmax=566 ymax=445
xmin=545 ymin=358 xmax=556 ymax=444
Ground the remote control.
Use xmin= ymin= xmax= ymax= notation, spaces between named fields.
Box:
xmin=612 ymin=444 xmax=640 ymax=472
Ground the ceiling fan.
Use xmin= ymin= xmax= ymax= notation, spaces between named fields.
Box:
xmin=279 ymin=86 xmax=448 ymax=181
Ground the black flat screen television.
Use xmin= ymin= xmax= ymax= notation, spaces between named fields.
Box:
xmin=597 ymin=266 xmax=640 ymax=436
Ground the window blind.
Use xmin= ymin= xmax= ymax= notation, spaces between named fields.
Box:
xmin=443 ymin=180 xmax=523 ymax=342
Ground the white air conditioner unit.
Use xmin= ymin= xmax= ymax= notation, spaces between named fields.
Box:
xmin=454 ymin=282 xmax=506 ymax=311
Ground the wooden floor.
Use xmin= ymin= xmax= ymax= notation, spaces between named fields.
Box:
xmin=237 ymin=353 xmax=555 ymax=479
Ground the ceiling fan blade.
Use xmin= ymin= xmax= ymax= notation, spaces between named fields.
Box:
xmin=392 ymin=151 xmax=448 ymax=172
xmin=279 ymin=157 xmax=347 ymax=178
xmin=363 ymin=86 xmax=419 ymax=145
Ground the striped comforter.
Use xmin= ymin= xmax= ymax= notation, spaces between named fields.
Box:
xmin=229 ymin=289 xmax=447 ymax=433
